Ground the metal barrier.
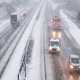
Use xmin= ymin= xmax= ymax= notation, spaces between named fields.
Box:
xmin=18 ymin=38 xmax=34 ymax=80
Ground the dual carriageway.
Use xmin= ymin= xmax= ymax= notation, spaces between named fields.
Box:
xmin=0 ymin=0 xmax=80 ymax=80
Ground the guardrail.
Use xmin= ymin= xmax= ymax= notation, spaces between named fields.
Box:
xmin=18 ymin=36 xmax=34 ymax=80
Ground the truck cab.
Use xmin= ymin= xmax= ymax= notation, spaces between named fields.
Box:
xmin=49 ymin=38 xmax=61 ymax=54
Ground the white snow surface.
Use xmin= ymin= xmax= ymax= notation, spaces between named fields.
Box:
xmin=60 ymin=10 xmax=80 ymax=47
xmin=0 ymin=19 xmax=10 ymax=33
xmin=48 ymin=0 xmax=58 ymax=11
xmin=26 ymin=2 xmax=46 ymax=80
xmin=63 ymin=10 xmax=77 ymax=19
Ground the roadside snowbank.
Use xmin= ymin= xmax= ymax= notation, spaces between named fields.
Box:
xmin=60 ymin=10 xmax=80 ymax=48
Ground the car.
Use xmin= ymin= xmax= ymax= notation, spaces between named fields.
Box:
xmin=68 ymin=54 xmax=80 ymax=73
xmin=48 ymin=38 xmax=61 ymax=54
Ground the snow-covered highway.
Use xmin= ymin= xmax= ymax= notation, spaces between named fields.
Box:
xmin=0 ymin=0 xmax=80 ymax=80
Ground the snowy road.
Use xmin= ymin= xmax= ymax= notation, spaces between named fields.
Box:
xmin=47 ymin=1 xmax=80 ymax=80
xmin=0 ymin=0 xmax=80 ymax=80
xmin=0 ymin=3 xmax=39 ymax=79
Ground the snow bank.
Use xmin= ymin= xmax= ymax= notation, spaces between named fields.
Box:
xmin=60 ymin=10 xmax=80 ymax=48
xmin=63 ymin=10 xmax=77 ymax=19
xmin=0 ymin=19 xmax=10 ymax=33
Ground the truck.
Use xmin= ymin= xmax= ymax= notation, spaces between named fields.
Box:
xmin=10 ymin=14 xmax=19 ymax=29
xmin=49 ymin=16 xmax=62 ymax=39
xmin=48 ymin=38 xmax=61 ymax=54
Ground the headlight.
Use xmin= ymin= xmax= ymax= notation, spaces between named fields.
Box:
xmin=70 ymin=65 xmax=74 ymax=69
xmin=57 ymin=47 xmax=60 ymax=51
xmin=49 ymin=47 xmax=52 ymax=50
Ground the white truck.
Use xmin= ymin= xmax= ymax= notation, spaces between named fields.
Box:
xmin=48 ymin=38 xmax=61 ymax=54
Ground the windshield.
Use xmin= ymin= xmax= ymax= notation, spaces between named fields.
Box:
xmin=50 ymin=41 xmax=59 ymax=46
xmin=71 ymin=58 xmax=79 ymax=64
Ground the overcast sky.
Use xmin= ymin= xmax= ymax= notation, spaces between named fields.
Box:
xmin=0 ymin=0 xmax=40 ymax=3
xmin=0 ymin=0 xmax=12 ymax=3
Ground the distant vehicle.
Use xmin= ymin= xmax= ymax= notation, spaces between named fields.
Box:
xmin=10 ymin=14 xmax=17 ymax=24
xmin=48 ymin=38 xmax=61 ymax=54
xmin=10 ymin=9 xmax=27 ymax=29
xmin=10 ymin=14 xmax=19 ymax=28
xmin=49 ymin=16 xmax=62 ymax=30
xmin=68 ymin=54 xmax=80 ymax=73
